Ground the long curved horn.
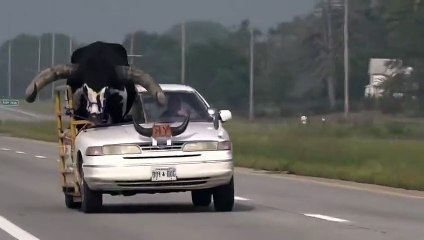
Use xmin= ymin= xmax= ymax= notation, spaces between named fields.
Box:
xmin=132 ymin=115 xmax=190 ymax=137
xmin=25 ymin=64 xmax=77 ymax=103
xmin=170 ymin=114 xmax=190 ymax=136
xmin=131 ymin=93 xmax=190 ymax=137
xmin=132 ymin=93 xmax=153 ymax=137
xmin=133 ymin=119 xmax=153 ymax=137
xmin=129 ymin=81 xmax=190 ymax=137
xmin=115 ymin=66 xmax=166 ymax=106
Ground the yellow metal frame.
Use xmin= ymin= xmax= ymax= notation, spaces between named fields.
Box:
xmin=54 ymin=85 xmax=93 ymax=198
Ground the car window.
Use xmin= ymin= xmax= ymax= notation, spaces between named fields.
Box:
xmin=137 ymin=91 xmax=213 ymax=123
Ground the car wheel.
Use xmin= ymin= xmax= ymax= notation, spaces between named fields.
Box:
xmin=212 ymin=176 xmax=234 ymax=212
xmin=80 ymin=173 xmax=102 ymax=213
xmin=191 ymin=189 xmax=212 ymax=207
xmin=64 ymin=194 xmax=81 ymax=209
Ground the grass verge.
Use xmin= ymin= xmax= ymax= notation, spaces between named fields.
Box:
xmin=227 ymin=121 xmax=424 ymax=190
xmin=14 ymin=99 xmax=55 ymax=116
xmin=0 ymin=120 xmax=58 ymax=142
xmin=0 ymin=119 xmax=423 ymax=191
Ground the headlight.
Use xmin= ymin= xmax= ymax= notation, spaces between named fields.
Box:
xmin=86 ymin=146 xmax=103 ymax=156
xmin=217 ymin=141 xmax=232 ymax=150
xmin=103 ymin=145 xmax=141 ymax=155
xmin=182 ymin=141 xmax=231 ymax=152
xmin=86 ymin=144 xmax=141 ymax=156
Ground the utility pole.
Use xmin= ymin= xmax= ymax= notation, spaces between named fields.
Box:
xmin=38 ymin=37 xmax=41 ymax=72
xmin=7 ymin=39 xmax=12 ymax=99
xmin=324 ymin=0 xmax=336 ymax=110
xmin=6 ymin=8 xmax=12 ymax=99
xmin=344 ymin=0 xmax=349 ymax=118
xmin=249 ymin=26 xmax=254 ymax=121
xmin=37 ymin=36 xmax=41 ymax=101
xmin=414 ymin=0 xmax=421 ymax=11
xmin=127 ymin=33 xmax=143 ymax=64
xmin=69 ymin=36 xmax=73 ymax=59
xmin=130 ymin=33 xmax=134 ymax=65
xmin=181 ymin=22 xmax=186 ymax=84
xmin=51 ymin=33 xmax=55 ymax=99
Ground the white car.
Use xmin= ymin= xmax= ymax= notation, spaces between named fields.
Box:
xmin=74 ymin=84 xmax=234 ymax=213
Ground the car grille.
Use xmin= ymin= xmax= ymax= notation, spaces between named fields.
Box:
xmin=138 ymin=141 xmax=185 ymax=151
xmin=113 ymin=177 xmax=209 ymax=187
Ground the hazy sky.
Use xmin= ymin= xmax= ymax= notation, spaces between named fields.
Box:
xmin=0 ymin=0 xmax=315 ymax=44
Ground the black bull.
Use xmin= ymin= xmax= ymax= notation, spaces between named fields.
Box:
xmin=24 ymin=41 xmax=189 ymax=137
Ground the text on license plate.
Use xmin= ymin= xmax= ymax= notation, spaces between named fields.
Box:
xmin=151 ymin=167 xmax=177 ymax=181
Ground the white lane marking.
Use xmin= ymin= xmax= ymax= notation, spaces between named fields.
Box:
xmin=0 ymin=215 xmax=40 ymax=240
xmin=34 ymin=155 xmax=46 ymax=159
xmin=0 ymin=148 xmax=10 ymax=151
xmin=235 ymin=196 xmax=250 ymax=201
xmin=15 ymin=151 xmax=25 ymax=154
xmin=303 ymin=213 xmax=351 ymax=223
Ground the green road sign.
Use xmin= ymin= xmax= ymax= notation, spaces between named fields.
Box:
xmin=0 ymin=99 xmax=20 ymax=106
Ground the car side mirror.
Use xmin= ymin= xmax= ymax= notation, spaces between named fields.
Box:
xmin=219 ymin=110 xmax=232 ymax=122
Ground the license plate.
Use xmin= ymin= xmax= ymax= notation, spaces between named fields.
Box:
xmin=152 ymin=124 xmax=172 ymax=138
xmin=151 ymin=167 xmax=177 ymax=181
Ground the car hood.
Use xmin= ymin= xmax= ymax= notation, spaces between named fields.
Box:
xmin=75 ymin=121 xmax=230 ymax=146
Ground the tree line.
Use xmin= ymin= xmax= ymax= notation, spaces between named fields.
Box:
xmin=0 ymin=0 xmax=423 ymax=117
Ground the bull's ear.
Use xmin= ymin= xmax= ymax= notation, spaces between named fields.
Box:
xmin=82 ymin=84 xmax=88 ymax=94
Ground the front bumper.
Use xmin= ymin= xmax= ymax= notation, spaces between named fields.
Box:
xmin=82 ymin=151 xmax=233 ymax=193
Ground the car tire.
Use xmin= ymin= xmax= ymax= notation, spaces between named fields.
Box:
xmin=212 ymin=176 xmax=234 ymax=212
xmin=80 ymin=175 xmax=102 ymax=213
xmin=64 ymin=194 xmax=80 ymax=209
xmin=191 ymin=189 xmax=212 ymax=207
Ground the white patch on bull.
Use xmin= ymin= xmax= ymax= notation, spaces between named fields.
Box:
xmin=83 ymin=83 xmax=106 ymax=114
xmin=109 ymin=88 xmax=127 ymax=114
xmin=84 ymin=84 xmax=97 ymax=103
xmin=99 ymin=87 xmax=107 ymax=104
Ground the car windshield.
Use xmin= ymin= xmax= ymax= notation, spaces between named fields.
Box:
xmin=136 ymin=91 xmax=213 ymax=123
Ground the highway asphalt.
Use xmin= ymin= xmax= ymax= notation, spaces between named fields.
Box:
xmin=0 ymin=136 xmax=423 ymax=240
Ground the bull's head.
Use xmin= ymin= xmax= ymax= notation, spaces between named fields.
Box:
xmin=79 ymin=83 xmax=110 ymax=123
xmin=24 ymin=64 xmax=166 ymax=121
xmin=24 ymin=64 xmax=189 ymax=135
